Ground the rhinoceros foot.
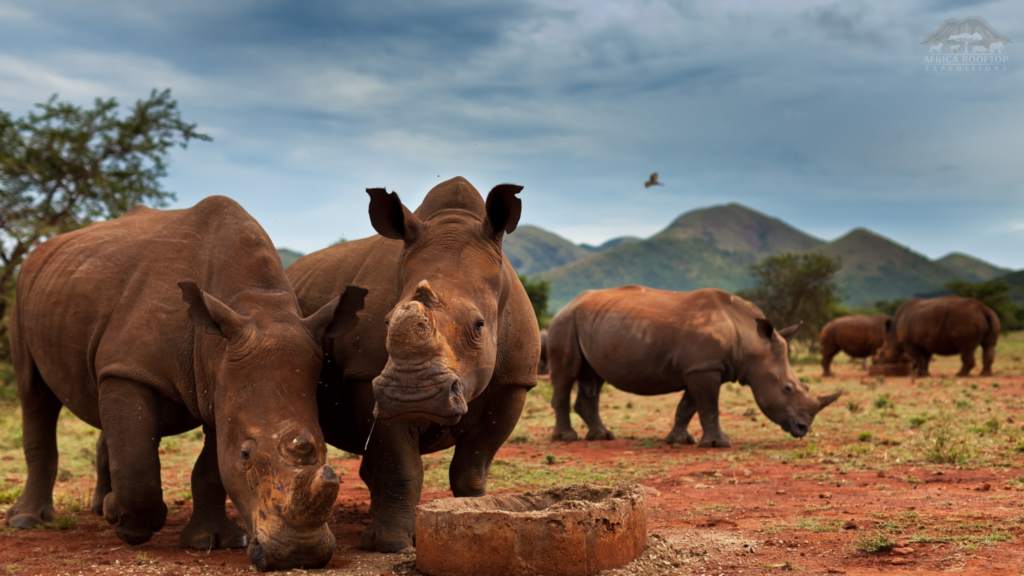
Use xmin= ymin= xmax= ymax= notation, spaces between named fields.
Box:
xmin=585 ymin=427 xmax=616 ymax=441
xmin=698 ymin=430 xmax=731 ymax=448
xmin=551 ymin=428 xmax=579 ymax=442
xmin=360 ymin=518 xmax=414 ymax=553
xmin=665 ymin=428 xmax=696 ymax=445
xmin=103 ymin=492 xmax=167 ymax=545
xmin=5 ymin=497 xmax=56 ymax=529
xmin=179 ymin=514 xmax=248 ymax=550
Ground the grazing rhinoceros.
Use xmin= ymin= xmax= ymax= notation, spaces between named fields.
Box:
xmin=820 ymin=315 xmax=890 ymax=376
xmin=547 ymin=286 xmax=842 ymax=447
xmin=286 ymin=177 xmax=540 ymax=553
xmin=537 ymin=329 xmax=549 ymax=375
xmin=7 ymin=197 xmax=366 ymax=571
xmin=874 ymin=296 xmax=999 ymax=376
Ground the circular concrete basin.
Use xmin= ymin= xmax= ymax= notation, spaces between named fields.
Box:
xmin=415 ymin=483 xmax=647 ymax=576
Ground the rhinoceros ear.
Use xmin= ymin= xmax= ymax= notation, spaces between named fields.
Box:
xmin=756 ymin=318 xmax=774 ymax=340
xmin=178 ymin=281 xmax=248 ymax=340
xmin=367 ymin=188 xmax=420 ymax=242
xmin=484 ymin=184 xmax=523 ymax=238
xmin=884 ymin=318 xmax=893 ymax=333
xmin=304 ymin=285 xmax=368 ymax=346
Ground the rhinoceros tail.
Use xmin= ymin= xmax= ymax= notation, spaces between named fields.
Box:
xmin=981 ymin=304 xmax=1001 ymax=347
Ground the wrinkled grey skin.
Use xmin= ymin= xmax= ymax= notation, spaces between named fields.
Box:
xmin=548 ymin=286 xmax=842 ymax=447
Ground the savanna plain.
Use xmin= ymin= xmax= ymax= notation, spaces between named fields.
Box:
xmin=1 ymin=335 xmax=1023 ymax=575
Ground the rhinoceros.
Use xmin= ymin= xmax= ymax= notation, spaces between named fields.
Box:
xmin=820 ymin=315 xmax=890 ymax=376
xmin=874 ymin=296 xmax=999 ymax=376
xmin=547 ymin=286 xmax=842 ymax=447
xmin=286 ymin=177 xmax=540 ymax=552
xmin=537 ymin=329 xmax=549 ymax=375
xmin=7 ymin=197 xmax=365 ymax=571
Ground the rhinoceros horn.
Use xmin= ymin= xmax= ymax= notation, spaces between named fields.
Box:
xmin=777 ymin=321 xmax=803 ymax=341
xmin=283 ymin=465 xmax=341 ymax=529
xmin=816 ymin=391 xmax=843 ymax=413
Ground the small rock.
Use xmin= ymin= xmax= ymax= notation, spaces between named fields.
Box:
xmin=1 ymin=455 xmax=12 ymax=461
xmin=1003 ymin=484 xmax=1013 ymax=491
xmin=877 ymin=471 xmax=886 ymax=478
xmin=842 ymin=520 xmax=857 ymax=530
xmin=173 ymin=498 xmax=186 ymax=506
xmin=979 ymin=483 xmax=992 ymax=492
xmin=640 ymin=485 xmax=661 ymax=498
xmin=892 ymin=547 xmax=913 ymax=555
xmin=775 ymin=489 xmax=787 ymax=495
xmin=743 ymin=469 xmax=752 ymax=477
xmin=4 ymin=477 xmax=18 ymax=483
xmin=819 ymin=493 xmax=832 ymax=499
xmin=932 ymin=470 xmax=945 ymax=476
xmin=895 ymin=540 xmax=908 ymax=547
xmin=694 ymin=483 xmax=712 ymax=489
xmin=891 ymin=558 xmax=907 ymax=565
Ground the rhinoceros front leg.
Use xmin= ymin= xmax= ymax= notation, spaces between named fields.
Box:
xmin=665 ymin=391 xmax=697 ymax=445
xmin=98 ymin=378 xmax=168 ymax=545
xmin=450 ymin=386 xmax=528 ymax=497
xmin=358 ymin=420 xmax=422 ymax=553
xmin=178 ymin=426 xmax=247 ymax=550
xmin=687 ymin=371 xmax=731 ymax=448
xmin=91 ymin=432 xmax=112 ymax=516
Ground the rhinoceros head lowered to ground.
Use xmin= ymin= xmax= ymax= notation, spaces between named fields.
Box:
xmin=747 ymin=319 xmax=843 ymax=438
xmin=179 ymin=282 xmax=366 ymax=571
xmin=365 ymin=181 xmax=522 ymax=425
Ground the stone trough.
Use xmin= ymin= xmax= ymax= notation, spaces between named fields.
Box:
xmin=415 ymin=483 xmax=647 ymax=576
xmin=868 ymin=362 xmax=913 ymax=376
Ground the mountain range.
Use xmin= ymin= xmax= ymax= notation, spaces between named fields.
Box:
xmin=278 ymin=202 xmax=1016 ymax=310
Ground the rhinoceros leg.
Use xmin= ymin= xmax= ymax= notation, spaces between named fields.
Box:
xmin=574 ymin=370 xmax=616 ymax=441
xmin=981 ymin=342 xmax=996 ymax=376
xmin=550 ymin=370 xmax=579 ymax=442
xmin=91 ymin=432 xmax=112 ymax=516
xmin=98 ymin=378 xmax=168 ymax=546
xmin=6 ymin=365 xmax=62 ymax=529
xmin=687 ymin=371 xmax=731 ymax=448
xmin=821 ymin=347 xmax=837 ymax=377
xmin=358 ymin=420 xmax=422 ymax=553
xmin=450 ymin=386 xmax=528 ymax=497
xmin=178 ymin=427 xmax=247 ymax=550
xmin=904 ymin=344 xmax=931 ymax=377
xmin=665 ymin=391 xmax=697 ymax=445
xmin=957 ymin=347 xmax=976 ymax=377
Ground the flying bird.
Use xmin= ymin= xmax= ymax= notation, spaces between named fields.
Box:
xmin=644 ymin=172 xmax=663 ymax=188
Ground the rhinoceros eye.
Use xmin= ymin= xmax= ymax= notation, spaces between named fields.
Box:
xmin=240 ymin=439 xmax=257 ymax=467
xmin=474 ymin=319 xmax=485 ymax=333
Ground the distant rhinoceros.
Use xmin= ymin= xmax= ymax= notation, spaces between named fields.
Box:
xmin=874 ymin=296 xmax=999 ymax=376
xmin=286 ymin=177 xmax=540 ymax=553
xmin=7 ymin=197 xmax=365 ymax=571
xmin=547 ymin=286 xmax=842 ymax=447
xmin=537 ymin=329 xmax=549 ymax=375
xmin=820 ymin=315 xmax=890 ymax=376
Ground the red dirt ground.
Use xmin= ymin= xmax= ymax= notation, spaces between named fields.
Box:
xmin=2 ymin=361 xmax=1023 ymax=575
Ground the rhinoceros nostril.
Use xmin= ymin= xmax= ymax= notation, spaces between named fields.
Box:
xmin=449 ymin=379 xmax=462 ymax=402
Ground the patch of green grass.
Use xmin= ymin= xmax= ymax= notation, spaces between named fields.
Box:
xmin=854 ymin=529 xmax=895 ymax=554
xmin=874 ymin=394 xmax=894 ymax=410
xmin=797 ymin=517 xmax=842 ymax=532
xmin=0 ymin=486 xmax=22 ymax=505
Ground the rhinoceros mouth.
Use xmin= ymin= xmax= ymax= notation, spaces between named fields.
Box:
xmin=372 ymin=367 xmax=468 ymax=423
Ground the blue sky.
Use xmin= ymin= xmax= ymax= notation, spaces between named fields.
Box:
xmin=2 ymin=0 xmax=1022 ymax=268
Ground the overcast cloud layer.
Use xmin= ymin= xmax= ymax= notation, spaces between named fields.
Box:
xmin=1 ymin=0 xmax=1022 ymax=267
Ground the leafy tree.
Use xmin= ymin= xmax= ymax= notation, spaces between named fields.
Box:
xmin=0 ymin=89 xmax=209 ymax=358
xmin=874 ymin=298 xmax=908 ymax=316
xmin=738 ymin=253 xmax=843 ymax=345
xmin=944 ymin=279 xmax=1021 ymax=331
xmin=518 ymin=274 xmax=551 ymax=327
